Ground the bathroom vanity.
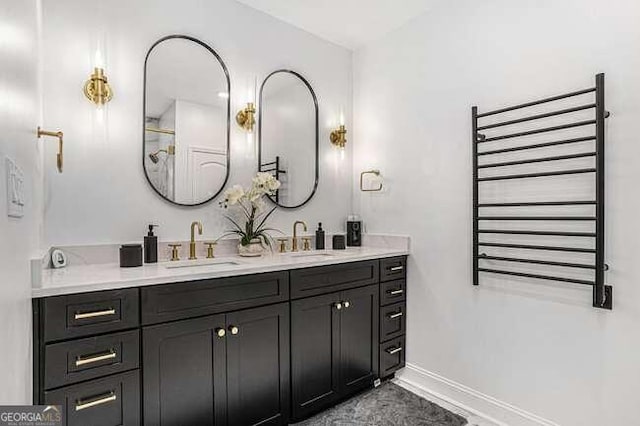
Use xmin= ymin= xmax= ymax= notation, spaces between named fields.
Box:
xmin=32 ymin=251 xmax=407 ymax=426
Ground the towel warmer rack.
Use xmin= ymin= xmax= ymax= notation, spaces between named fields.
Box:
xmin=472 ymin=73 xmax=611 ymax=309
xmin=260 ymin=155 xmax=286 ymax=203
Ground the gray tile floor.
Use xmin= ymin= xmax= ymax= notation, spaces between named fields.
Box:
xmin=294 ymin=382 xmax=468 ymax=426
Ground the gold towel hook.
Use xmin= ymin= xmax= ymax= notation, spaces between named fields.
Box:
xmin=37 ymin=127 xmax=64 ymax=173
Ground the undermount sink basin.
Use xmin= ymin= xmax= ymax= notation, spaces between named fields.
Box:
xmin=287 ymin=251 xmax=338 ymax=260
xmin=164 ymin=259 xmax=242 ymax=269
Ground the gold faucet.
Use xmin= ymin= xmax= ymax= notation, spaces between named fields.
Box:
xmin=292 ymin=221 xmax=308 ymax=252
xmin=189 ymin=221 xmax=203 ymax=260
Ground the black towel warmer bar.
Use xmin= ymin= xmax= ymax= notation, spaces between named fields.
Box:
xmin=260 ymin=155 xmax=286 ymax=203
xmin=472 ymin=73 xmax=612 ymax=309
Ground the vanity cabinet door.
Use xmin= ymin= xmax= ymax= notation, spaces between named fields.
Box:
xmin=339 ymin=285 xmax=379 ymax=396
xmin=226 ymin=303 xmax=290 ymax=426
xmin=291 ymin=293 xmax=341 ymax=420
xmin=142 ymin=314 xmax=227 ymax=426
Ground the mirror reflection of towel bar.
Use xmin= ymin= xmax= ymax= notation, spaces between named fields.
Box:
xmin=360 ymin=169 xmax=383 ymax=192
xmin=145 ymin=127 xmax=175 ymax=135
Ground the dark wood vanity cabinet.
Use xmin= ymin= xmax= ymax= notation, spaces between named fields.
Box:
xmin=378 ymin=257 xmax=407 ymax=378
xmin=143 ymin=303 xmax=289 ymax=426
xmin=290 ymin=281 xmax=379 ymax=420
xmin=142 ymin=313 xmax=227 ymax=426
xmin=33 ymin=256 xmax=407 ymax=425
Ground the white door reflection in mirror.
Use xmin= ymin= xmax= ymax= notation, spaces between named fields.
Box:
xmin=259 ymin=70 xmax=318 ymax=209
xmin=143 ymin=35 xmax=230 ymax=206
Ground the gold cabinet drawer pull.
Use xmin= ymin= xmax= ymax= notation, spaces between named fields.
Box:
xmin=74 ymin=308 xmax=116 ymax=320
xmin=387 ymin=312 xmax=403 ymax=319
xmin=386 ymin=346 xmax=403 ymax=355
xmin=75 ymin=350 xmax=117 ymax=367
xmin=387 ymin=289 xmax=404 ymax=295
xmin=389 ymin=266 xmax=404 ymax=272
xmin=75 ymin=391 xmax=117 ymax=411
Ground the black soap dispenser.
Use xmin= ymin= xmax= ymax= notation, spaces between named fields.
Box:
xmin=315 ymin=223 xmax=325 ymax=250
xmin=144 ymin=224 xmax=158 ymax=264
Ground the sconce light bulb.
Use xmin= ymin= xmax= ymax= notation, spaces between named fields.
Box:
xmin=94 ymin=49 xmax=104 ymax=69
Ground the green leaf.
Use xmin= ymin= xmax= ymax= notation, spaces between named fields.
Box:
xmin=225 ymin=215 xmax=245 ymax=234
xmin=254 ymin=206 xmax=278 ymax=232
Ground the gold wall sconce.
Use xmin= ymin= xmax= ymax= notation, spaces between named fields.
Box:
xmin=236 ymin=102 xmax=256 ymax=133
xmin=84 ymin=67 xmax=113 ymax=106
xmin=37 ymin=127 xmax=64 ymax=173
xmin=330 ymin=124 xmax=347 ymax=149
xmin=360 ymin=169 xmax=383 ymax=192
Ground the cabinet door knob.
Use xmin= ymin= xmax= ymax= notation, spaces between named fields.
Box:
xmin=343 ymin=301 xmax=350 ymax=308
xmin=229 ymin=325 xmax=239 ymax=335
xmin=215 ymin=328 xmax=226 ymax=338
xmin=334 ymin=302 xmax=343 ymax=310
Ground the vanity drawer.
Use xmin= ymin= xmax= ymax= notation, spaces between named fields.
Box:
xmin=44 ymin=370 xmax=140 ymax=426
xmin=141 ymin=271 xmax=289 ymax=325
xmin=379 ymin=336 xmax=406 ymax=378
xmin=380 ymin=279 xmax=406 ymax=306
xmin=290 ymin=260 xmax=379 ymax=299
xmin=44 ymin=330 xmax=140 ymax=390
xmin=380 ymin=257 xmax=406 ymax=282
xmin=42 ymin=289 xmax=139 ymax=343
xmin=380 ymin=302 xmax=406 ymax=342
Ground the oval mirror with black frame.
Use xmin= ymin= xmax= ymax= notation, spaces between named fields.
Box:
xmin=258 ymin=70 xmax=319 ymax=209
xmin=143 ymin=35 xmax=231 ymax=206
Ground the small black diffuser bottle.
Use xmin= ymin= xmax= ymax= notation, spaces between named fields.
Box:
xmin=315 ymin=223 xmax=325 ymax=250
xmin=144 ymin=224 xmax=158 ymax=263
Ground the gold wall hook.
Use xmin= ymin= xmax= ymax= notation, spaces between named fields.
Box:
xmin=236 ymin=102 xmax=256 ymax=132
xmin=84 ymin=67 xmax=113 ymax=105
xmin=37 ymin=127 xmax=64 ymax=173
xmin=360 ymin=169 xmax=383 ymax=192
xmin=330 ymin=124 xmax=347 ymax=149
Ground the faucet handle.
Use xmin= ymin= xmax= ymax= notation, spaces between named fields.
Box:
xmin=168 ymin=244 xmax=182 ymax=261
xmin=204 ymin=242 xmax=217 ymax=259
xmin=302 ymin=237 xmax=312 ymax=251
xmin=277 ymin=238 xmax=288 ymax=253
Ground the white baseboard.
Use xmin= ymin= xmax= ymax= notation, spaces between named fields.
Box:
xmin=394 ymin=363 xmax=560 ymax=426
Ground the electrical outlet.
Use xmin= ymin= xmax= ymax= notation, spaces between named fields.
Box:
xmin=6 ymin=157 xmax=25 ymax=218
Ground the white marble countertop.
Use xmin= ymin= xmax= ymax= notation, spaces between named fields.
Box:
xmin=34 ymin=247 xmax=409 ymax=298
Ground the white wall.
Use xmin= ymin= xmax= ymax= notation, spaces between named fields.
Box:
xmin=0 ymin=0 xmax=42 ymax=404
xmin=353 ymin=0 xmax=640 ymax=424
xmin=41 ymin=0 xmax=352 ymax=247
